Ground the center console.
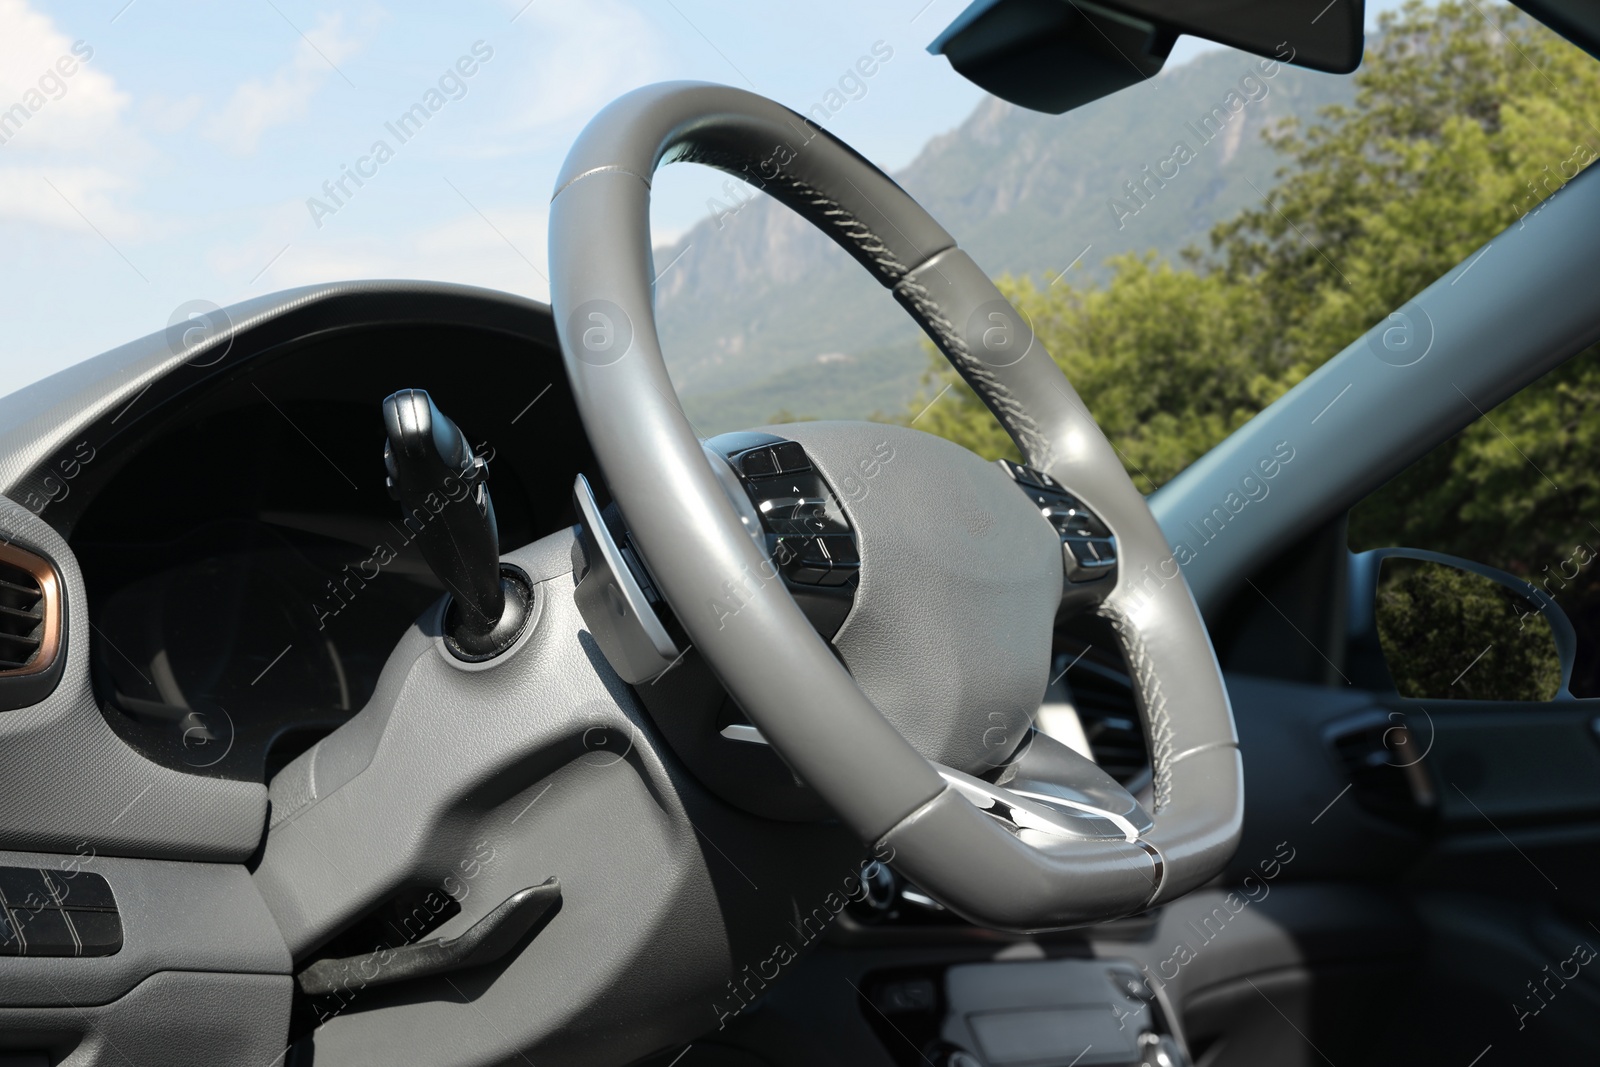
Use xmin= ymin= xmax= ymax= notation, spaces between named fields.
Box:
xmin=859 ymin=957 xmax=1189 ymax=1067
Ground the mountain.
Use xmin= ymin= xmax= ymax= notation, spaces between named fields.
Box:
xmin=653 ymin=49 xmax=1357 ymax=434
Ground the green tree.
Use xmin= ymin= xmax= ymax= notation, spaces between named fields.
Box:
xmin=910 ymin=0 xmax=1600 ymax=692
xmin=916 ymin=1 xmax=1600 ymax=485
xmin=1375 ymin=560 xmax=1562 ymax=701
xmin=915 ymin=257 xmax=1273 ymax=487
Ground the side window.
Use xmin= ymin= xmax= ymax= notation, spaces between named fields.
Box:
xmin=1349 ymin=349 xmax=1600 ymax=700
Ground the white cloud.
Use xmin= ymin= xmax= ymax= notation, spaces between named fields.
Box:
xmin=0 ymin=165 xmax=136 ymax=234
xmin=0 ymin=0 xmax=131 ymax=154
xmin=0 ymin=0 xmax=142 ymax=236
xmin=220 ymin=199 xmax=551 ymax=303
xmin=204 ymin=11 xmax=364 ymax=156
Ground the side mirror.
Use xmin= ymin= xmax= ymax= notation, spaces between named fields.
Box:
xmin=1348 ymin=548 xmax=1576 ymax=701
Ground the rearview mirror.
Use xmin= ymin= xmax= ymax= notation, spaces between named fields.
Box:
xmin=929 ymin=0 xmax=1364 ymax=115
xmin=1348 ymin=548 xmax=1576 ymax=702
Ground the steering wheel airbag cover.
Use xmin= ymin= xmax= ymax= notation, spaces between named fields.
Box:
xmin=775 ymin=420 xmax=1060 ymax=774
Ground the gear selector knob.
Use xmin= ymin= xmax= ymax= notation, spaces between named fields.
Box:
xmin=383 ymin=388 xmax=529 ymax=660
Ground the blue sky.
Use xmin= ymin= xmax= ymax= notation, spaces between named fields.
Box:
xmin=0 ymin=0 xmax=1409 ymax=397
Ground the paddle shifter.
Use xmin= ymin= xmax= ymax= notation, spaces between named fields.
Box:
xmin=382 ymin=388 xmax=531 ymax=661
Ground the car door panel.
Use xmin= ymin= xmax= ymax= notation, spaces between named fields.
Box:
xmin=1379 ymin=700 xmax=1600 ymax=824
xmin=0 ymin=848 xmax=287 ymax=1009
xmin=0 ymin=971 xmax=290 ymax=1066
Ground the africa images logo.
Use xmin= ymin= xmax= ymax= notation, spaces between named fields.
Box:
xmin=1367 ymin=301 xmax=1435 ymax=367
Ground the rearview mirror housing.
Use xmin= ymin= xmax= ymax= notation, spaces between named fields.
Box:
xmin=928 ymin=0 xmax=1364 ymax=115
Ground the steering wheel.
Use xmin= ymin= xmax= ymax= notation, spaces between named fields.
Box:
xmin=549 ymin=82 xmax=1241 ymax=929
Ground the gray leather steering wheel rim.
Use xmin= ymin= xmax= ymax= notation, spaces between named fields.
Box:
xmin=549 ymin=81 xmax=1242 ymax=929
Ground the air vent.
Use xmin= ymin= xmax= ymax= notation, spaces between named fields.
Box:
xmin=1327 ymin=712 xmax=1436 ymax=828
xmin=1048 ymin=630 xmax=1151 ymax=791
xmin=0 ymin=542 xmax=64 ymax=706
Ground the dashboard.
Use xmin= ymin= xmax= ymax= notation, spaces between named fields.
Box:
xmin=33 ymin=301 xmax=597 ymax=783
xmin=20 ymin=288 xmax=1152 ymax=800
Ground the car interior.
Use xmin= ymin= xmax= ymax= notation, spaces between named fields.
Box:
xmin=3 ymin=1 xmax=1600 ymax=1065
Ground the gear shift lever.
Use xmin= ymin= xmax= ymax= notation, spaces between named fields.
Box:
xmin=383 ymin=388 xmax=530 ymax=660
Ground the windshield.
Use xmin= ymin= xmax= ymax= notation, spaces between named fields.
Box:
xmin=0 ymin=1 xmax=979 ymax=394
xmin=668 ymin=1 xmax=1600 ymax=487
xmin=2 ymin=0 xmax=1593 ymax=493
